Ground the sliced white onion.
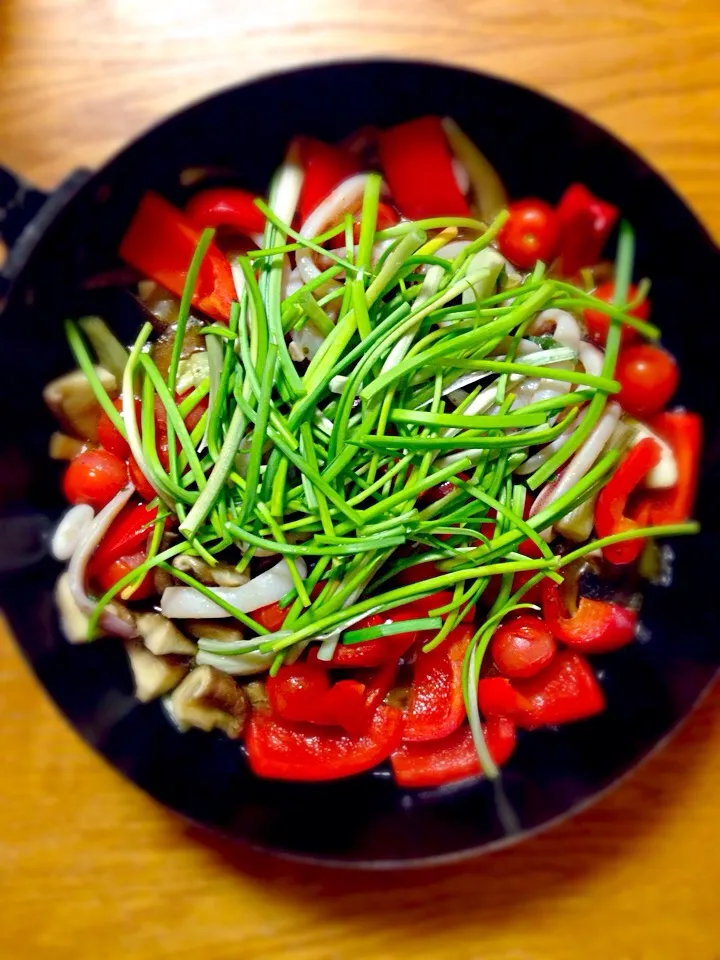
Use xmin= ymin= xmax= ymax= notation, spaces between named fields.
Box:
xmin=67 ymin=485 xmax=137 ymax=639
xmin=196 ymin=649 xmax=275 ymax=676
xmin=529 ymin=309 xmax=582 ymax=352
xmin=452 ymin=157 xmax=471 ymax=196
xmin=578 ymin=341 xmax=605 ymax=378
xmin=290 ymin=321 xmax=325 ymax=361
xmin=531 ymin=403 xmax=622 ymax=535
xmin=296 ymin=173 xmax=373 ymax=284
xmin=283 ymin=266 xmax=304 ymax=300
xmin=461 ymin=248 xmax=505 ymax=305
xmin=515 ymin=409 xmax=587 ymax=475
xmin=434 ymin=239 xmax=471 ymax=262
xmin=161 ymin=558 xmax=307 ymax=620
xmin=51 ymin=504 xmax=95 ymax=562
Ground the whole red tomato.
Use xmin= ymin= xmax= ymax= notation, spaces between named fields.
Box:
xmin=498 ymin=199 xmax=560 ymax=270
xmin=614 ymin=344 xmax=679 ymax=418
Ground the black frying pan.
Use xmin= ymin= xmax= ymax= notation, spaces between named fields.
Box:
xmin=0 ymin=60 xmax=718 ymax=867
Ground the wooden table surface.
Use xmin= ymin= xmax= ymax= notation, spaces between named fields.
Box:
xmin=1 ymin=2 xmax=719 ymax=957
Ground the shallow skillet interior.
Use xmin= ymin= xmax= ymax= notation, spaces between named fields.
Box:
xmin=0 ymin=60 xmax=718 ymax=867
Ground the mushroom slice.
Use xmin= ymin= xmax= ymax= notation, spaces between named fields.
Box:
xmin=55 ymin=572 xmax=95 ymax=644
xmin=43 ymin=366 xmax=118 ymax=441
xmin=136 ymin=612 xmax=197 ymax=656
xmin=170 ymin=666 xmax=248 ymax=739
xmin=183 ymin=620 xmax=244 ymax=643
xmin=49 ymin=432 xmax=86 ymax=461
xmin=172 ymin=554 xmax=250 ymax=587
xmin=124 ymin=640 xmax=188 ymax=702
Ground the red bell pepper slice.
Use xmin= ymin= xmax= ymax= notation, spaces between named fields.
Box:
xmin=93 ymin=550 xmax=155 ymax=601
xmin=119 ymin=192 xmax=236 ymax=322
xmin=555 ymin=183 xmax=619 ymax=277
xmin=87 ymin=501 xmax=158 ymax=577
xmin=391 ymin=717 xmax=516 ymax=788
xmin=512 ymin=650 xmax=605 ymax=730
xmin=595 ymin=437 xmax=661 ymax=565
xmin=378 ymin=116 xmax=471 ymax=220
xmin=246 ymin=704 xmax=404 ymax=781
xmin=185 ymin=187 xmax=266 ymax=236
xmin=639 ymin=410 xmax=703 ymax=525
xmin=541 ymin=580 xmax=636 ymax=654
xmin=331 ymin=609 xmax=421 ymax=668
xmin=266 ymin=659 xmax=368 ymax=735
xmin=297 ymin=137 xmax=361 ymax=223
xmin=477 ymin=677 xmax=529 ymax=718
xmin=402 ymin=625 xmax=472 ymax=742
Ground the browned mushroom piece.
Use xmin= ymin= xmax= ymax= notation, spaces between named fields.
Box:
xmin=137 ymin=280 xmax=180 ymax=330
xmin=172 ymin=555 xmax=249 ymax=587
xmin=169 ymin=665 xmax=248 ymax=739
xmin=135 ymin=612 xmax=197 ymax=656
xmin=151 ymin=316 xmax=206 ymax=379
xmin=49 ymin=432 xmax=86 ymax=461
xmin=183 ymin=620 xmax=244 ymax=643
xmin=43 ymin=367 xmax=118 ymax=441
xmin=55 ymin=572 xmax=96 ymax=644
xmin=245 ymin=680 xmax=271 ymax=716
xmin=124 ymin=640 xmax=189 ymax=703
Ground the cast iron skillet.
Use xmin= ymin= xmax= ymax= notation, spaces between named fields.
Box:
xmin=0 ymin=60 xmax=718 ymax=868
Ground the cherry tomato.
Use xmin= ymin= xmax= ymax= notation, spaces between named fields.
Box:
xmin=63 ymin=449 xmax=127 ymax=510
xmin=614 ymin=344 xmax=679 ymax=418
xmin=498 ymin=199 xmax=560 ymax=270
xmin=97 ymin=399 xmax=130 ymax=459
xmin=583 ymin=282 xmax=649 ymax=347
xmin=491 ymin=614 xmax=557 ymax=679
xmin=93 ymin=551 xmax=155 ymax=600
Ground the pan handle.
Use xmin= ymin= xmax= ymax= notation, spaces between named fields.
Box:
xmin=0 ymin=165 xmax=91 ymax=301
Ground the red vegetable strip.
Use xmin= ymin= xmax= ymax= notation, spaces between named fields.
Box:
xmin=378 ymin=116 xmax=471 ymax=220
xmin=185 ymin=187 xmax=266 ymax=236
xmin=297 ymin=137 xmax=362 ymax=223
xmin=595 ymin=437 xmax=661 ymax=564
xmin=555 ymin=183 xmax=618 ymax=277
xmin=402 ymin=625 xmax=472 ymax=742
xmin=640 ymin=410 xmax=702 ymax=525
xmin=541 ymin=580 xmax=636 ymax=654
xmin=391 ymin=717 xmax=516 ymax=788
xmin=512 ymin=651 xmax=605 ymax=730
xmin=119 ymin=192 xmax=235 ymax=322
xmin=246 ymin=704 xmax=404 ymax=781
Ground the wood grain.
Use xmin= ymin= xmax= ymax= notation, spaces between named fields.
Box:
xmin=1 ymin=2 xmax=719 ymax=957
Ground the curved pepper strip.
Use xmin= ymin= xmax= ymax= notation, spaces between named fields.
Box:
xmin=297 ymin=137 xmax=361 ymax=223
xmin=595 ymin=436 xmax=661 ymax=565
xmin=640 ymin=410 xmax=703 ymax=525
xmin=185 ymin=187 xmax=266 ymax=236
xmin=378 ymin=116 xmax=471 ymax=220
xmin=331 ymin=609 xmax=422 ymax=668
xmin=555 ymin=183 xmax=619 ymax=277
xmin=391 ymin=717 xmax=516 ymax=788
xmin=402 ymin=625 xmax=472 ymax=742
xmin=477 ymin=676 xmax=530 ymax=718
xmin=266 ymin=660 xmax=367 ymax=735
xmin=541 ymin=580 xmax=636 ymax=654
xmin=87 ymin=501 xmax=158 ymax=577
xmin=246 ymin=704 xmax=404 ymax=781
xmin=119 ymin=192 xmax=235 ymax=322
xmin=511 ymin=650 xmax=606 ymax=730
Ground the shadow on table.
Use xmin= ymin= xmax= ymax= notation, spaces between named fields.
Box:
xmin=180 ymin=683 xmax=720 ymax=937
